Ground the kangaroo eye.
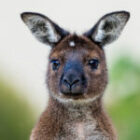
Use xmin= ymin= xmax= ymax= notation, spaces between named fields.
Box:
xmin=88 ymin=59 xmax=99 ymax=70
xmin=50 ymin=60 xmax=60 ymax=70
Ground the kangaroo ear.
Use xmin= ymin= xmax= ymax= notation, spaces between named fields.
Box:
xmin=21 ymin=12 xmax=69 ymax=47
xmin=84 ymin=11 xmax=130 ymax=46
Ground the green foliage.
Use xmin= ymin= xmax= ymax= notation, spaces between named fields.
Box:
xmin=107 ymin=57 xmax=140 ymax=140
xmin=109 ymin=57 xmax=140 ymax=97
xmin=0 ymin=79 xmax=35 ymax=140
xmin=108 ymin=94 xmax=140 ymax=140
xmin=0 ymin=56 xmax=139 ymax=139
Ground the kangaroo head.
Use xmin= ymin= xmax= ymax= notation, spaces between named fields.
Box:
xmin=21 ymin=11 xmax=130 ymax=103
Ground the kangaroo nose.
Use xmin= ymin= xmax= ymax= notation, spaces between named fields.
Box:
xmin=63 ymin=76 xmax=80 ymax=89
xmin=60 ymin=72 xmax=86 ymax=95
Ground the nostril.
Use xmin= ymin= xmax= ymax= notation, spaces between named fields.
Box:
xmin=63 ymin=78 xmax=71 ymax=88
xmin=64 ymin=79 xmax=67 ymax=83
xmin=63 ymin=78 xmax=69 ymax=84
xmin=72 ymin=79 xmax=80 ymax=85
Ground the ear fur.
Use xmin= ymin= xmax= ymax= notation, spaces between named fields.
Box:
xmin=21 ymin=12 xmax=69 ymax=47
xmin=84 ymin=11 xmax=130 ymax=46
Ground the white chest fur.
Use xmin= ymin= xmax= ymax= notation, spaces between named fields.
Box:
xmin=74 ymin=121 xmax=108 ymax=140
xmin=57 ymin=119 xmax=109 ymax=140
xmin=76 ymin=121 xmax=97 ymax=140
xmin=54 ymin=106 xmax=110 ymax=140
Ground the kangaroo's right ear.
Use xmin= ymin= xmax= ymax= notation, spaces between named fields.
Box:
xmin=84 ymin=11 xmax=130 ymax=47
xmin=21 ymin=12 xmax=69 ymax=47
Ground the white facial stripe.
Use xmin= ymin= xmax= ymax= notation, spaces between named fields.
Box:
xmin=69 ymin=41 xmax=75 ymax=47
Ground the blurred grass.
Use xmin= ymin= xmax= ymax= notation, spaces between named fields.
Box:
xmin=108 ymin=93 xmax=140 ymax=140
xmin=107 ymin=57 xmax=140 ymax=140
xmin=0 ymin=78 xmax=36 ymax=140
xmin=0 ymin=56 xmax=140 ymax=140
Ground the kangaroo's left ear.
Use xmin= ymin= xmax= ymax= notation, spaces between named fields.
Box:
xmin=21 ymin=12 xmax=69 ymax=47
xmin=84 ymin=11 xmax=130 ymax=46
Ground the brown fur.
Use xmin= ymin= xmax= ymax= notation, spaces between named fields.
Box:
xmin=21 ymin=11 xmax=130 ymax=140
xmin=31 ymin=97 xmax=116 ymax=140
xmin=30 ymin=35 xmax=117 ymax=140
xmin=47 ymin=35 xmax=108 ymax=100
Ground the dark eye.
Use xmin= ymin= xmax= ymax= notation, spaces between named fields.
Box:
xmin=50 ymin=60 xmax=60 ymax=70
xmin=88 ymin=59 xmax=99 ymax=70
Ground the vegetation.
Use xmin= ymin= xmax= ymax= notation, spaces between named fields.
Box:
xmin=0 ymin=56 xmax=139 ymax=139
xmin=107 ymin=57 xmax=140 ymax=140
xmin=0 ymin=79 xmax=35 ymax=140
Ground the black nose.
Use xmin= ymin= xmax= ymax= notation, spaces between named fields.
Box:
xmin=63 ymin=75 xmax=80 ymax=89
xmin=60 ymin=72 xmax=86 ymax=95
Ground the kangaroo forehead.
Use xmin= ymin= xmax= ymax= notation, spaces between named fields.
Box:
xmin=50 ymin=35 xmax=103 ymax=58
xmin=55 ymin=35 xmax=100 ymax=49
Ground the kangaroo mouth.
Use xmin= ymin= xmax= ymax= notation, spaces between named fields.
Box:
xmin=60 ymin=91 xmax=85 ymax=100
xmin=62 ymin=91 xmax=83 ymax=96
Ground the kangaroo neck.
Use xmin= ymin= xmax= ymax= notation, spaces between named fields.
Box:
xmin=47 ymin=96 xmax=103 ymax=121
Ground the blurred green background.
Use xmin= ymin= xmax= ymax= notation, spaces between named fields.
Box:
xmin=0 ymin=56 xmax=140 ymax=140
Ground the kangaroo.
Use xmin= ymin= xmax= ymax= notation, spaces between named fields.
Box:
xmin=21 ymin=11 xmax=130 ymax=140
